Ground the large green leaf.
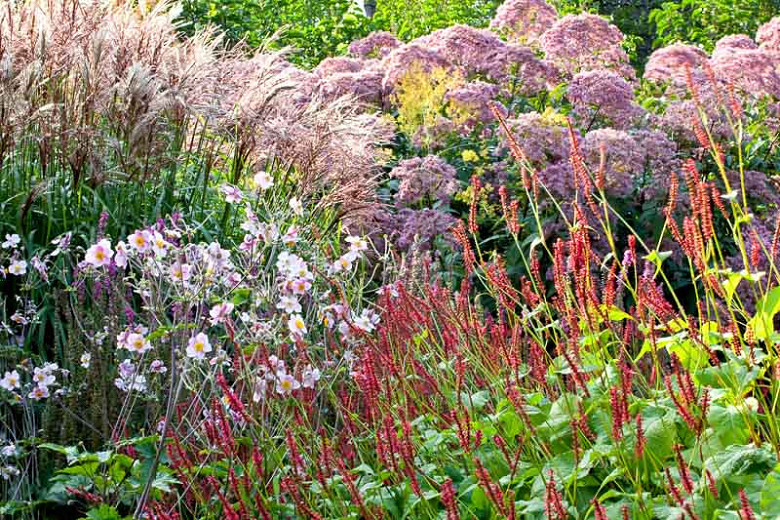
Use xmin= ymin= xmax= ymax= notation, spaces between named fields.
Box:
xmin=761 ymin=466 xmax=780 ymax=516
xmin=708 ymin=404 xmax=751 ymax=446
xmin=748 ymin=286 xmax=780 ymax=341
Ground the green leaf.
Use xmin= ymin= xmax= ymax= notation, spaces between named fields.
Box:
xmin=761 ymin=466 xmax=780 ymax=516
xmin=83 ymin=505 xmax=123 ymax=520
xmin=695 ymin=361 xmax=758 ymax=396
xmin=645 ymin=250 xmax=672 ymax=269
xmin=39 ymin=443 xmax=80 ymax=464
xmin=642 ymin=412 xmax=675 ymax=462
xmin=708 ymin=404 xmax=751 ymax=446
xmin=748 ymin=286 xmax=780 ymax=341
xmin=705 ymin=444 xmax=775 ymax=477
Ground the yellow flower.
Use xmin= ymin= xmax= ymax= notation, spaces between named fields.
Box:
xmin=461 ymin=149 xmax=479 ymax=163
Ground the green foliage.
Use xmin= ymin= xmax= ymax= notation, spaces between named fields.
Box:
xmin=178 ymin=0 xmax=374 ymax=67
xmin=650 ymin=0 xmax=780 ymax=51
xmin=371 ymin=0 xmax=503 ymax=40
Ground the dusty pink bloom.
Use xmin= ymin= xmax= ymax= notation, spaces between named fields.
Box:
xmin=410 ymin=115 xmax=458 ymax=151
xmin=710 ymin=49 xmax=780 ymax=98
xmin=567 ymin=70 xmax=643 ymax=129
xmin=390 ymin=156 xmax=459 ymax=206
xmin=579 ymin=128 xmax=679 ymax=201
xmin=445 ymin=81 xmax=505 ymax=131
xmin=658 ymin=95 xmax=731 ymax=144
xmin=490 ymin=0 xmax=558 ymax=46
xmin=643 ymin=43 xmax=708 ymax=84
xmin=415 ymin=25 xmax=554 ymax=89
xmin=497 ymin=112 xmax=572 ymax=167
xmin=537 ymin=162 xmax=576 ymax=200
xmin=314 ymin=57 xmax=371 ymax=77
xmin=501 ymin=44 xmax=560 ymax=93
xmin=633 ymin=129 xmax=681 ymax=200
xmin=540 ymin=13 xmax=634 ymax=79
xmin=381 ymin=43 xmax=452 ymax=91
xmin=757 ymin=16 xmax=780 ymax=53
xmin=319 ymin=67 xmax=385 ymax=105
xmin=394 ymin=208 xmax=458 ymax=251
xmin=711 ymin=34 xmax=757 ymax=60
xmin=349 ymin=31 xmax=402 ymax=58
xmin=581 ymin=129 xmax=643 ymax=198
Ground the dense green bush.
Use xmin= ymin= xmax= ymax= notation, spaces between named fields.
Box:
xmin=178 ymin=0 xmax=374 ymax=66
xmin=650 ymin=0 xmax=780 ymax=51
xmin=371 ymin=0 xmax=503 ymax=40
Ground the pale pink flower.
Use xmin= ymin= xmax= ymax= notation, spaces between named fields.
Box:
xmin=150 ymin=359 xmax=167 ymax=374
xmin=127 ymin=230 xmax=152 ymax=253
xmin=209 ymin=302 xmax=234 ymax=325
xmin=125 ymin=333 xmax=152 ymax=354
xmin=0 ymin=370 xmax=21 ymax=391
xmin=186 ymin=333 xmax=212 ymax=360
xmin=170 ymin=262 xmax=192 ymax=283
xmin=254 ymin=171 xmax=274 ymax=191
xmin=220 ymin=184 xmax=243 ymax=203
xmin=490 ymin=0 xmax=558 ymax=46
xmin=301 ymin=365 xmax=321 ymax=389
xmin=32 ymin=368 xmax=55 ymax=387
xmin=7 ymin=260 xmax=26 ymax=276
xmin=277 ymin=295 xmax=302 ymax=314
xmin=85 ymin=239 xmax=113 ymax=268
xmin=114 ymin=241 xmax=129 ymax=268
xmin=275 ymin=373 xmax=301 ymax=395
xmin=28 ymin=385 xmax=49 ymax=400
xmin=287 ymin=314 xmax=307 ymax=336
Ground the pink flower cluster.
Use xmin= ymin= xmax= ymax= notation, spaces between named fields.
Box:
xmin=489 ymin=0 xmax=557 ymax=46
xmin=567 ymin=70 xmax=643 ymax=129
xmin=540 ymin=13 xmax=634 ymax=80
xmin=390 ymin=156 xmax=459 ymax=206
xmin=348 ymin=31 xmax=402 ymax=59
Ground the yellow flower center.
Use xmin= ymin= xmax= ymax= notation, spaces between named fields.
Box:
xmin=95 ymin=250 xmax=105 ymax=261
xmin=194 ymin=342 xmax=204 ymax=353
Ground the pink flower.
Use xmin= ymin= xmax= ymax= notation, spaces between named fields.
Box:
xmin=389 ymin=155 xmax=459 ymax=206
xmin=490 ymin=0 xmax=558 ymax=47
xmin=757 ymin=16 xmax=780 ymax=53
xmin=125 ymin=333 xmax=152 ymax=354
xmin=85 ymin=239 xmax=113 ymax=268
xmin=114 ymin=241 xmax=128 ymax=268
xmin=7 ymin=260 xmax=26 ymax=276
xmin=567 ymin=69 xmax=643 ymax=129
xmin=170 ymin=262 xmax=192 ymax=283
xmin=186 ymin=333 xmax=212 ymax=360
xmin=313 ymin=57 xmax=368 ymax=77
xmin=127 ymin=230 xmax=152 ymax=253
xmin=149 ymin=359 xmax=167 ymax=374
xmin=710 ymin=48 xmax=780 ymax=98
xmin=28 ymin=385 xmax=49 ymax=400
xmin=220 ymin=184 xmax=243 ymax=203
xmin=541 ymin=13 xmax=634 ymax=79
xmin=287 ymin=314 xmax=307 ymax=336
xmin=643 ymin=43 xmax=708 ymax=85
xmin=301 ymin=365 xmax=321 ymax=388
xmin=209 ymin=302 xmax=235 ymax=325
xmin=349 ymin=31 xmax=401 ymax=58
xmin=0 ymin=370 xmax=21 ymax=391
xmin=275 ymin=373 xmax=301 ymax=395
xmin=381 ymin=43 xmax=451 ymax=92
xmin=711 ymin=34 xmax=757 ymax=60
